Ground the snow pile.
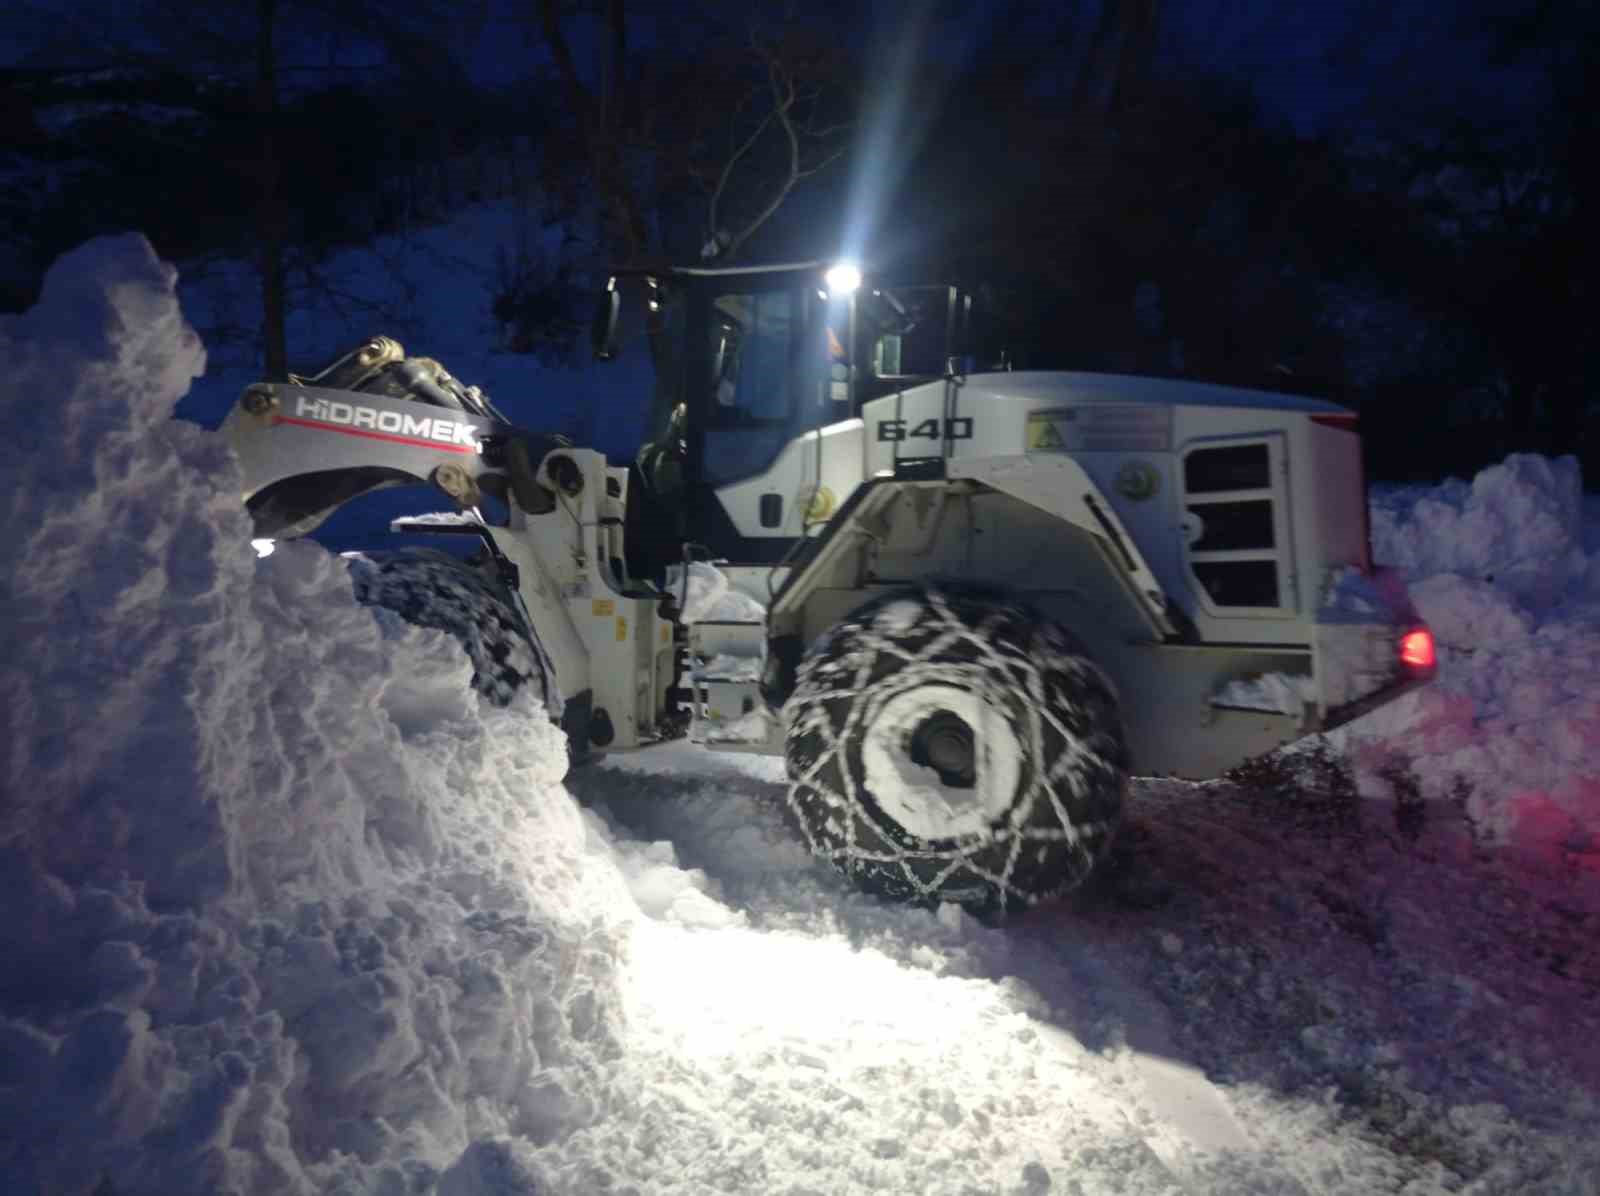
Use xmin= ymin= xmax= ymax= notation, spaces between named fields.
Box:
xmin=1369 ymin=455 xmax=1589 ymax=612
xmin=668 ymin=562 xmax=774 ymax=745
xmin=1341 ymin=454 xmax=1600 ymax=867
xmin=0 ymin=236 xmax=637 ymax=1195
xmin=666 ymin=560 xmax=767 ymax=624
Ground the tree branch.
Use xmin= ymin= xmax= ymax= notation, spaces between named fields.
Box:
xmin=707 ymin=106 xmax=779 ymax=246
xmin=538 ymin=0 xmax=651 ymax=260
xmin=796 ymin=145 xmax=846 ymax=178
xmin=602 ymin=0 xmax=625 ymax=132
xmin=538 ymin=0 xmax=595 ymax=133
xmin=720 ymin=47 xmax=801 ymax=260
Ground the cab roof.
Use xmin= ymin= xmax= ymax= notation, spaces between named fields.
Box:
xmin=969 ymin=370 xmax=1352 ymax=415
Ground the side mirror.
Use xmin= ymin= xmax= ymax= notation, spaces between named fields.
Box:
xmin=711 ymin=318 xmax=743 ymax=406
xmin=591 ymin=283 xmax=621 ymax=361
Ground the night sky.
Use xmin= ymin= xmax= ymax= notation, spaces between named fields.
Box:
xmin=0 ymin=0 xmax=1529 ymax=131
xmin=0 ymin=0 xmax=1592 ymax=483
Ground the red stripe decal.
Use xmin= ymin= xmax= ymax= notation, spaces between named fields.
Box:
xmin=273 ymin=414 xmax=477 ymax=453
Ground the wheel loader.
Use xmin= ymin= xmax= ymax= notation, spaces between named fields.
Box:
xmin=223 ymin=259 xmax=1435 ymax=911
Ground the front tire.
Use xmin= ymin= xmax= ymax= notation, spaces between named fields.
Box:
xmin=346 ymin=547 xmax=556 ymax=711
xmin=784 ymin=588 xmax=1127 ymax=912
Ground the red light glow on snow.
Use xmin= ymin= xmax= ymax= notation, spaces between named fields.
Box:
xmin=1399 ymin=628 xmax=1436 ymax=671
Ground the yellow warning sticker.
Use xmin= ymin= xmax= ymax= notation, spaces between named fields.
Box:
xmin=802 ymin=484 xmax=837 ymax=523
xmin=660 ymin=624 xmax=670 ymax=645
xmin=616 ymin=616 xmax=628 ymax=642
xmin=1027 ymin=415 xmax=1067 ymax=451
xmin=592 ymin=598 xmax=615 ymax=617
xmin=1026 ymin=405 xmax=1173 ymax=452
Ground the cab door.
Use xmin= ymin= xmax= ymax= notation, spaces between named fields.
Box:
xmin=687 ymin=278 xmax=841 ymax=560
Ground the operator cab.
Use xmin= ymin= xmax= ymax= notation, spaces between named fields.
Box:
xmin=594 ymin=260 xmax=985 ymax=576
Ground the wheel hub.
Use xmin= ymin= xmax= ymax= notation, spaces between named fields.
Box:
xmin=857 ymin=683 xmax=1023 ymax=842
xmin=909 ymin=711 xmax=976 ymax=788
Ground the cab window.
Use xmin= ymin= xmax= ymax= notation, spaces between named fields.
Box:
xmin=701 ymin=287 xmax=800 ymax=485
xmin=709 ymin=290 xmax=795 ymax=422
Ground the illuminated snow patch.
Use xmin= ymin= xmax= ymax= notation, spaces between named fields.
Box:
xmin=626 ymin=922 xmax=999 ymax=1059
xmin=589 ymin=916 xmax=1158 ymax=1195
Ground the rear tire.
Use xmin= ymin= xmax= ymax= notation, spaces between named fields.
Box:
xmin=784 ymin=587 xmax=1126 ymax=912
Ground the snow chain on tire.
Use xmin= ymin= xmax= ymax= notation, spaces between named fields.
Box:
xmin=784 ymin=587 xmax=1127 ymax=913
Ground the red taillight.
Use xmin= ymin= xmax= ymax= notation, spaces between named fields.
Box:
xmin=1310 ymin=413 xmax=1360 ymax=431
xmin=1399 ymin=628 xmax=1436 ymax=672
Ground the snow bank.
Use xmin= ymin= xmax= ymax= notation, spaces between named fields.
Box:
xmin=0 ymin=236 xmax=637 ymax=1195
xmin=666 ymin=560 xmax=768 ymax=624
xmin=1370 ymin=455 xmax=1589 ymax=612
xmin=1340 ymin=454 xmax=1600 ymax=868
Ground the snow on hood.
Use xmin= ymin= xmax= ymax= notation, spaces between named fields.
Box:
xmin=0 ymin=236 xmax=638 ymax=1194
xmin=1340 ymin=455 xmax=1600 ymax=869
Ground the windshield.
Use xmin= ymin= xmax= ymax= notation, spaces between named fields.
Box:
xmin=700 ymin=286 xmax=804 ymax=485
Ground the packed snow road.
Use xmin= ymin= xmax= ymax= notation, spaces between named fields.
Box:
xmin=569 ymin=746 xmax=1600 ymax=1196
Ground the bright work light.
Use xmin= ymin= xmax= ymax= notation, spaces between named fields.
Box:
xmin=824 ymin=262 xmax=861 ymax=296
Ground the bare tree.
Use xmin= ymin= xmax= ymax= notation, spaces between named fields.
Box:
xmin=1340 ymin=0 xmax=1598 ymax=457
xmin=1 ymin=0 xmax=482 ymax=374
xmin=535 ymin=0 xmax=853 ymax=267
xmin=537 ymin=0 xmax=654 ymax=262
xmin=253 ymin=0 xmax=289 ymax=379
xmin=692 ymin=28 xmax=850 ymax=260
xmin=1071 ymin=0 xmax=1159 ymax=115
